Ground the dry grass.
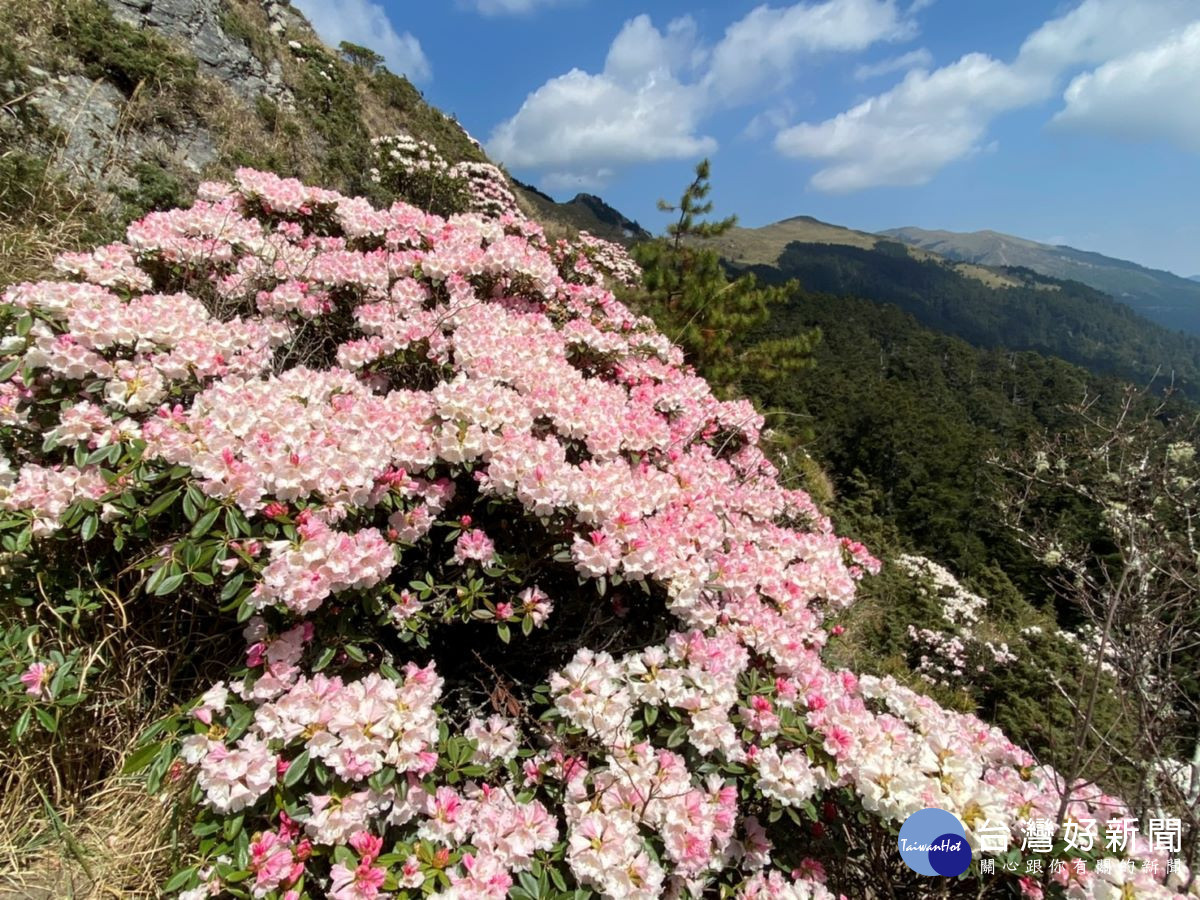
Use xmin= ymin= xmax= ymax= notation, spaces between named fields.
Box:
xmin=702 ymin=218 xmax=1035 ymax=292
xmin=0 ymin=161 xmax=112 ymax=285
xmin=701 ymin=217 xmax=883 ymax=266
xmin=0 ymin=775 xmax=186 ymax=899
xmin=0 ymin=578 xmax=223 ymax=898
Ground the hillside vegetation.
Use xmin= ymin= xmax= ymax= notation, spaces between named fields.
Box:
xmin=735 ymin=238 xmax=1200 ymax=399
xmin=1 ymin=4 xmax=1199 ymax=897
xmin=885 ymin=225 xmax=1200 ymax=336
xmin=0 ymin=0 xmax=621 ymax=287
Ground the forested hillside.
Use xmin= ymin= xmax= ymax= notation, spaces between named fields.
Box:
xmin=884 ymin=226 xmax=1200 ymax=336
xmin=737 ymin=240 xmax=1200 ymax=399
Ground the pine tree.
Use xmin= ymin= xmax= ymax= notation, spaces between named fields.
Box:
xmin=633 ymin=159 xmax=819 ymax=394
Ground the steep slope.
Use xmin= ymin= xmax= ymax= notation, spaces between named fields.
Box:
xmin=884 ymin=225 xmax=1200 ymax=335
xmin=0 ymin=0 xmax=632 ymax=282
xmin=512 ymin=178 xmax=650 ymax=245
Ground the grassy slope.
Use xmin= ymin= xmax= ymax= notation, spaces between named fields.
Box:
xmin=0 ymin=0 xmax=625 ymax=285
xmin=708 ymin=215 xmax=1030 ymax=290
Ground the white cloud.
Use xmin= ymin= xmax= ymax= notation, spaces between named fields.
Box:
xmin=466 ymin=0 xmax=573 ymax=14
xmin=1015 ymin=0 xmax=1198 ymax=72
xmin=292 ymin=0 xmax=430 ymax=80
xmin=776 ymin=53 xmax=1045 ymax=191
xmin=743 ymin=102 xmax=801 ymax=140
xmin=488 ymin=1 xmax=914 ymax=179
xmin=853 ymin=47 xmax=932 ymax=80
xmin=704 ymin=0 xmax=915 ymax=104
xmin=1053 ymin=21 xmax=1200 ymax=152
xmin=604 ymin=14 xmax=705 ymax=83
xmin=487 ymin=15 xmax=715 ymax=176
xmin=776 ymin=0 xmax=1200 ymax=191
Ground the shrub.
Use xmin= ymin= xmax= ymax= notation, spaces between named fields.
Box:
xmin=0 ymin=169 xmax=1193 ymax=899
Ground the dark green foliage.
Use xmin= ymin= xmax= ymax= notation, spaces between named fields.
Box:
xmin=0 ymin=34 xmax=36 ymax=131
xmin=55 ymin=0 xmax=198 ymax=99
xmin=119 ymin=161 xmax=185 ymax=219
xmin=742 ymin=240 xmax=1200 ymax=400
xmin=634 ymin=161 xmax=820 ymax=393
xmin=290 ymin=45 xmax=376 ymax=197
xmin=0 ymin=152 xmax=51 ymax=219
xmin=339 ymin=41 xmax=384 ymax=73
xmin=753 ymin=289 xmax=1142 ymax=586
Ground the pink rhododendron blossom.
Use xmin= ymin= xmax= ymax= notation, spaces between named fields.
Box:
xmin=20 ymin=662 xmax=50 ymax=699
xmin=5 ymin=164 xmax=1192 ymax=900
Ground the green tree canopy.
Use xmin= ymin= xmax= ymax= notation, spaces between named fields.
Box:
xmin=633 ymin=159 xmax=820 ymax=394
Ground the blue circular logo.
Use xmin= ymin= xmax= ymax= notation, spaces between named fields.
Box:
xmin=898 ymin=808 xmax=970 ymax=877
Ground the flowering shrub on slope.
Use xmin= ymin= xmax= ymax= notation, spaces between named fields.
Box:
xmin=0 ymin=167 xmax=1194 ymax=899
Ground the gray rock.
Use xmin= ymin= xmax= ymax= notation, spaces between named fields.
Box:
xmin=100 ymin=0 xmax=292 ymax=103
xmin=30 ymin=75 xmax=126 ymax=181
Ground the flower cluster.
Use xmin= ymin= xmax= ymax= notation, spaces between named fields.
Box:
xmin=1 ymin=164 xmax=1194 ymax=900
xmin=895 ymin=555 xmax=1017 ymax=687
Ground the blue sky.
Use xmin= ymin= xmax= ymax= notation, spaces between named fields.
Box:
xmin=293 ymin=0 xmax=1200 ymax=276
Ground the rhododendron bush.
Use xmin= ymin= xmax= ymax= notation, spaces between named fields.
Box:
xmin=1 ymin=166 xmax=1195 ymax=900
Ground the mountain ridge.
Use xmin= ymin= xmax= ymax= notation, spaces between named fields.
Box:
xmin=882 ymin=225 xmax=1200 ymax=335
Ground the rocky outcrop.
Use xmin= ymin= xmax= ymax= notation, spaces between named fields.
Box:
xmin=28 ymin=71 xmax=125 ymax=182
xmin=101 ymin=0 xmax=290 ymax=102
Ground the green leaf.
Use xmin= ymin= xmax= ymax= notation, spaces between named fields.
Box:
xmin=79 ymin=514 xmax=98 ymax=542
xmin=163 ymin=865 xmax=198 ymax=893
xmin=665 ymin=724 xmax=688 ymax=748
xmin=13 ymin=707 xmax=31 ymax=741
xmin=145 ymin=488 xmax=181 ymax=518
xmin=344 ymin=644 xmax=367 ymax=663
xmin=223 ymin=812 xmax=245 ymax=841
xmin=190 ymin=508 xmax=221 ymax=539
xmin=220 ymin=572 xmax=246 ymax=601
xmin=497 ymin=624 xmax=511 ymax=644
xmin=153 ymin=572 xmax=185 ymax=596
xmin=35 ymin=707 xmax=57 ymax=733
xmin=313 ymin=646 xmax=336 ymax=672
xmin=226 ymin=706 xmax=253 ymax=742
xmin=283 ymin=750 xmax=310 ymax=787
xmin=0 ymin=358 xmax=20 ymax=385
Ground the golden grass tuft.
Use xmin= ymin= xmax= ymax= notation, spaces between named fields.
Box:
xmin=0 ymin=774 xmax=186 ymax=899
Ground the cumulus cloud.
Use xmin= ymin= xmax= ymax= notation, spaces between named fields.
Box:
xmin=776 ymin=53 xmax=1045 ymax=191
xmin=776 ymin=0 xmax=1200 ymax=191
xmin=704 ymin=0 xmax=915 ymax=104
xmin=1053 ymin=21 xmax=1200 ymax=152
xmin=1016 ymin=0 xmax=1198 ymax=72
xmin=488 ymin=1 xmax=914 ymax=182
xmin=487 ymin=15 xmax=715 ymax=176
xmin=853 ymin=47 xmax=932 ymax=80
xmin=292 ymin=0 xmax=430 ymax=80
